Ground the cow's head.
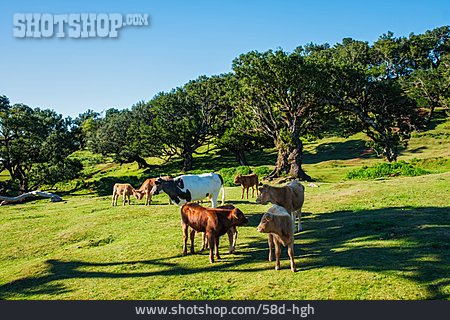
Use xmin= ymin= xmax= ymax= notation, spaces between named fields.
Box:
xmin=234 ymin=174 xmax=242 ymax=185
xmin=255 ymin=184 xmax=270 ymax=204
xmin=133 ymin=190 xmax=144 ymax=200
xmin=229 ymin=208 xmax=248 ymax=226
xmin=256 ymin=212 xmax=275 ymax=233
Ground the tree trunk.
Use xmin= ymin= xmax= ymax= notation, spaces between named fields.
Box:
xmin=234 ymin=150 xmax=248 ymax=166
xmin=0 ymin=191 xmax=63 ymax=205
xmin=182 ymin=149 xmax=193 ymax=172
xmin=425 ymin=105 xmax=436 ymax=126
xmin=268 ymin=138 xmax=312 ymax=181
xmin=134 ymin=156 xmax=151 ymax=169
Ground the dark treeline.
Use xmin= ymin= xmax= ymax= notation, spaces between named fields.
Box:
xmin=1 ymin=26 xmax=449 ymax=192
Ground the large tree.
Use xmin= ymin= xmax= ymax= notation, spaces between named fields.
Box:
xmin=88 ymin=103 xmax=161 ymax=169
xmin=317 ymin=38 xmax=421 ymax=162
xmin=0 ymin=96 xmax=81 ymax=192
xmin=232 ymin=50 xmax=328 ymax=180
xmin=151 ymin=75 xmax=231 ymax=171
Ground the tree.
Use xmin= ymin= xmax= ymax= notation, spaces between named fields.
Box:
xmin=0 ymin=96 xmax=81 ymax=193
xmin=73 ymin=109 xmax=100 ymax=149
xmin=319 ymin=39 xmax=421 ymax=162
xmin=151 ymin=75 xmax=230 ymax=171
xmin=232 ymin=50 xmax=328 ymax=180
xmin=88 ymin=103 xmax=161 ymax=169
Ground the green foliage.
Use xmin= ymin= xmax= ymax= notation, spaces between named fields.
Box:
xmin=0 ymin=96 xmax=81 ymax=192
xmin=346 ymin=161 xmax=430 ymax=180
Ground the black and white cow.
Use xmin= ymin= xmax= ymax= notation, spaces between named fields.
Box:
xmin=154 ymin=172 xmax=225 ymax=208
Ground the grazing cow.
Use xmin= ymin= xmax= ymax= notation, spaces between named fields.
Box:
xmin=234 ymin=173 xmax=259 ymax=199
xmin=111 ymin=183 xmax=139 ymax=206
xmin=136 ymin=178 xmax=157 ymax=206
xmin=256 ymin=180 xmax=305 ymax=232
xmin=257 ymin=205 xmax=296 ymax=272
xmin=180 ymin=202 xmax=248 ymax=263
xmin=154 ymin=173 xmax=225 ymax=208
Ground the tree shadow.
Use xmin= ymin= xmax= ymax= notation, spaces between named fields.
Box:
xmin=297 ymin=206 xmax=450 ymax=299
xmin=303 ymin=139 xmax=376 ymax=164
xmin=1 ymin=206 xmax=448 ymax=299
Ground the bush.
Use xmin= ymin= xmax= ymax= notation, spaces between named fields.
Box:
xmin=219 ymin=166 xmax=269 ymax=186
xmin=346 ymin=161 xmax=430 ymax=180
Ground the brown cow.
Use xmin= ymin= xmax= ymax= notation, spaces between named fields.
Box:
xmin=257 ymin=205 xmax=296 ymax=272
xmin=111 ymin=183 xmax=140 ymax=206
xmin=234 ymin=174 xmax=259 ymax=199
xmin=256 ymin=180 xmax=305 ymax=232
xmin=136 ymin=178 xmax=156 ymax=205
xmin=199 ymin=204 xmax=239 ymax=254
xmin=137 ymin=176 xmax=173 ymax=205
xmin=180 ymin=202 xmax=248 ymax=263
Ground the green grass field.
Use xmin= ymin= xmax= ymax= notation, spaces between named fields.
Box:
xmin=0 ymin=114 xmax=449 ymax=300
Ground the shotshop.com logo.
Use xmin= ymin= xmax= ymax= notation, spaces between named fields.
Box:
xmin=13 ymin=13 xmax=149 ymax=38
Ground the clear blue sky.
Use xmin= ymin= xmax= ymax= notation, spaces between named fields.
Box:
xmin=1 ymin=0 xmax=449 ymax=117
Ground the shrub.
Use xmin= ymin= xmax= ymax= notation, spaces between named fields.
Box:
xmin=346 ymin=161 xmax=430 ymax=180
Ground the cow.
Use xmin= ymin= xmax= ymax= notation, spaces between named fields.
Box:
xmin=256 ymin=180 xmax=305 ymax=232
xmin=136 ymin=178 xmax=157 ymax=206
xmin=154 ymin=173 xmax=225 ymax=208
xmin=136 ymin=175 xmax=173 ymax=206
xmin=257 ymin=205 xmax=296 ymax=272
xmin=111 ymin=183 xmax=140 ymax=206
xmin=199 ymin=204 xmax=239 ymax=254
xmin=180 ymin=202 xmax=248 ymax=263
xmin=234 ymin=173 xmax=259 ymax=199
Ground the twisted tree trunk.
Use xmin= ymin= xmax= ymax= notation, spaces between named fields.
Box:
xmin=0 ymin=191 xmax=63 ymax=205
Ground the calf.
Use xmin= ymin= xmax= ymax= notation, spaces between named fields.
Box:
xmin=257 ymin=205 xmax=296 ymax=272
xmin=234 ymin=174 xmax=259 ymax=199
xmin=136 ymin=178 xmax=157 ymax=206
xmin=111 ymin=183 xmax=139 ymax=206
xmin=256 ymin=180 xmax=305 ymax=232
xmin=180 ymin=203 xmax=248 ymax=263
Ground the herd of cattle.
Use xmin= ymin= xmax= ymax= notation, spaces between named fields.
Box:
xmin=112 ymin=172 xmax=305 ymax=272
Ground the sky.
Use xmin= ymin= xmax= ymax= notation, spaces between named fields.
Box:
xmin=0 ymin=0 xmax=449 ymax=118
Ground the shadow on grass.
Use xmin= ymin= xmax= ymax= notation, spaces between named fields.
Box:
xmin=303 ymin=139 xmax=376 ymax=164
xmin=0 ymin=206 xmax=448 ymax=299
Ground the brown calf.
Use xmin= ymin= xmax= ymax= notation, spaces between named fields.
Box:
xmin=257 ymin=205 xmax=296 ymax=272
xmin=136 ymin=178 xmax=157 ymax=205
xmin=180 ymin=203 xmax=248 ymax=263
xmin=111 ymin=183 xmax=139 ymax=206
xmin=234 ymin=174 xmax=259 ymax=199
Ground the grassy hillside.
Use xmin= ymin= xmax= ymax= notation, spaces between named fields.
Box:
xmin=0 ymin=113 xmax=449 ymax=300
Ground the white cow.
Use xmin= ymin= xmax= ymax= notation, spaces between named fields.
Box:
xmin=154 ymin=172 xmax=225 ymax=208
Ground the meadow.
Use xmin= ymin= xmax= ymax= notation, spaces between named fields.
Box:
xmin=0 ymin=116 xmax=449 ymax=300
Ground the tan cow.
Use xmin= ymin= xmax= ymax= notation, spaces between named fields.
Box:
xmin=111 ymin=183 xmax=140 ymax=206
xmin=256 ymin=180 xmax=305 ymax=232
xmin=136 ymin=178 xmax=157 ymax=205
xmin=234 ymin=173 xmax=259 ymax=199
xmin=257 ymin=204 xmax=296 ymax=272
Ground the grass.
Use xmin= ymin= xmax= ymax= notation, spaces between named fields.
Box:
xmin=0 ymin=173 xmax=449 ymax=300
xmin=0 ymin=112 xmax=449 ymax=300
xmin=346 ymin=161 xmax=430 ymax=180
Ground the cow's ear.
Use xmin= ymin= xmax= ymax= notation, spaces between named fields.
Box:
xmin=231 ymin=209 xmax=239 ymax=219
xmin=265 ymin=213 xmax=272 ymax=221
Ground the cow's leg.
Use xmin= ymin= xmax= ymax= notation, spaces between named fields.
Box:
xmin=274 ymin=239 xmax=281 ymax=270
xmin=228 ymin=227 xmax=237 ymax=254
xmin=252 ymin=186 xmax=255 ymax=198
xmin=122 ymin=193 xmax=126 ymax=206
xmin=291 ymin=212 xmax=297 ymax=232
xmin=200 ymin=232 xmax=208 ymax=251
xmin=246 ymin=187 xmax=250 ymax=199
xmin=207 ymin=232 xmax=215 ymax=263
xmin=189 ymin=229 xmax=196 ymax=254
xmin=112 ymin=194 xmax=115 ymax=206
xmin=268 ymin=233 xmax=274 ymax=262
xmin=211 ymin=198 xmax=217 ymax=208
xmin=298 ymin=210 xmax=302 ymax=232
xmin=182 ymin=223 xmax=188 ymax=256
xmin=215 ymin=236 xmax=221 ymax=260
xmin=288 ymin=243 xmax=296 ymax=272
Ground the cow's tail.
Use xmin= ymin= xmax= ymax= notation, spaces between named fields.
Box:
xmin=218 ymin=173 xmax=225 ymax=205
